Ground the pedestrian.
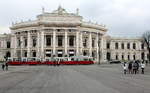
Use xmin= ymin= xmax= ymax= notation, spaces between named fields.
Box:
xmin=141 ymin=61 xmax=145 ymax=74
xmin=128 ymin=61 xmax=132 ymax=74
xmin=136 ymin=60 xmax=140 ymax=74
xmin=122 ymin=62 xmax=128 ymax=74
xmin=2 ymin=64 xmax=5 ymax=71
xmin=133 ymin=61 xmax=138 ymax=74
xmin=145 ymin=60 xmax=148 ymax=66
xmin=5 ymin=63 xmax=8 ymax=71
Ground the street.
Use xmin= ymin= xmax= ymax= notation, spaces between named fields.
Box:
xmin=0 ymin=64 xmax=150 ymax=93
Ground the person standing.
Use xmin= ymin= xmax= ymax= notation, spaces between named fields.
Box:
xmin=128 ymin=61 xmax=132 ymax=74
xmin=122 ymin=62 xmax=128 ymax=74
xmin=133 ymin=61 xmax=138 ymax=74
xmin=141 ymin=61 xmax=145 ymax=74
xmin=2 ymin=64 xmax=5 ymax=71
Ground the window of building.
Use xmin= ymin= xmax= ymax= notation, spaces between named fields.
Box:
xmin=107 ymin=43 xmax=110 ymax=49
xmin=6 ymin=52 xmax=11 ymax=58
xmin=121 ymin=43 xmax=124 ymax=49
xmin=33 ymin=51 xmax=36 ymax=57
xmin=92 ymin=38 xmax=95 ymax=48
xmin=7 ymin=41 xmax=11 ymax=48
xmin=128 ymin=55 xmax=130 ymax=60
xmin=46 ymin=35 xmax=51 ymax=46
xmin=83 ymin=50 xmax=87 ymax=56
xmin=33 ymin=38 xmax=36 ymax=47
xmin=83 ymin=38 xmax=87 ymax=48
xmin=69 ymin=36 xmax=74 ymax=47
xmin=147 ymin=54 xmax=149 ymax=60
xmin=106 ymin=52 xmax=111 ymax=61
xmin=115 ymin=42 xmax=118 ymax=49
xmin=58 ymin=35 xmax=63 ymax=47
xmin=122 ymin=55 xmax=124 ymax=60
xmin=133 ymin=43 xmax=136 ymax=49
xmin=18 ymin=39 xmax=21 ymax=47
xmin=116 ymin=55 xmax=118 ymax=60
xmin=141 ymin=43 xmax=144 ymax=49
xmin=25 ymin=38 xmax=27 ymax=47
xmin=141 ymin=52 xmax=145 ymax=60
xmin=127 ymin=43 xmax=130 ymax=49
xmin=24 ymin=51 xmax=27 ymax=57
xmin=133 ymin=55 xmax=136 ymax=60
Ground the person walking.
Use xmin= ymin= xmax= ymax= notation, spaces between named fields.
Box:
xmin=122 ymin=62 xmax=128 ymax=74
xmin=141 ymin=61 xmax=145 ymax=74
xmin=2 ymin=64 xmax=5 ymax=71
xmin=5 ymin=63 xmax=8 ymax=71
xmin=128 ymin=61 xmax=132 ymax=74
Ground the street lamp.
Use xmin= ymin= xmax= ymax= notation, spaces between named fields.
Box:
xmin=98 ymin=39 xmax=101 ymax=65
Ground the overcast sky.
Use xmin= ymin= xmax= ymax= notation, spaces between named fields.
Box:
xmin=0 ymin=0 xmax=150 ymax=37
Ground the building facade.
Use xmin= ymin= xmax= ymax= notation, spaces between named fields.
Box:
xmin=0 ymin=6 xmax=148 ymax=63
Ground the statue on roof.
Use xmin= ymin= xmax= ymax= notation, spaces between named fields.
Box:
xmin=52 ymin=5 xmax=67 ymax=14
xmin=76 ymin=8 xmax=79 ymax=15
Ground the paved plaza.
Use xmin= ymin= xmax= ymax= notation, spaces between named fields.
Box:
xmin=0 ymin=64 xmax=150 ymax=93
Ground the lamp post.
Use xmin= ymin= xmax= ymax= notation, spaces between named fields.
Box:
xmin=98 ymin=39 xmax=101 ymax=65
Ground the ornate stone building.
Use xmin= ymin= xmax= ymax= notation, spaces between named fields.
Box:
xmin=0 ymin=6 xmax=148 ymax=63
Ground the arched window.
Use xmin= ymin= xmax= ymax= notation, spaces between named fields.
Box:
xmin=133 ymin=55 xmax=136 ymax=60
xmin=106 ymin=52 xmax=111 ymax=61
xmin=141 ymin=52 xmax=145 ymax=60
xmin=121 ymin=43 xmax=124 ymax=49
xmin=133 ymin=43 xmax=136 ymax=49
xmin=116 ymin=54 xmax=118 ymax=60
xmin=107 ymin=43 xmax=110 ymax=49
xmin=128 ymin=55 xmax=130 ymax=60
xmin=127 ymin=43 xmax=130 ymax=49
xmin=141 ymin=43 xmax=144 ymax=49
xmin=122 ymin=54 xmax=124 ymax=60
xmin=115 ymin=42 xmax=118 ymax=49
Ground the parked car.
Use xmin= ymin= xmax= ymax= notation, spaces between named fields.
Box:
xmin=109 ymin=60 xmax=121 ymax=64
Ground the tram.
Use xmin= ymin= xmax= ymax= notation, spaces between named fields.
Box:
xmin=7 ymin=56 xmax=94 ymax=65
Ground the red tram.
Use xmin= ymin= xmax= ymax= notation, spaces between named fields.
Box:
xmin=7 ymin=56 xmax=94 ymax=65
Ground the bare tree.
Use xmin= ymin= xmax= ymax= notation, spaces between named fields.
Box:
xmin=142 ymin=31 xmax=150 ymax=61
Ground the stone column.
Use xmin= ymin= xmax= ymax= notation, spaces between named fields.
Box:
xmin=53 ymin=29 xmax=56 ymax=56
xmin=80 ymin=31 xmax=83 ymax=55
xmin=89 ymin=32 xmax=92 ymax=56
xmin=41 ymin=31 xmax=44 ymax=59
xmin=27 ymin=31 xmax=31 ymax=57
xmin=20 ymin=36 xmax=23 ymax=58
xmin=65 ymin=30 xmax=68 ymax=55
xmin=100 ymin=34 xmax=104 ymax=63
xmin=11 ymin=35 xmax=17 ymax=57
xmin=96 ymin=33 xmax=99 ymax=63
xmin=76 ymin=31 xmax=79 ymax=56
xmin=37 ymin=32 xmax=40 ymax=58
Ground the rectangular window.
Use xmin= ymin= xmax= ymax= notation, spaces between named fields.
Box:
xmin=115 ymin=43 xmax=118 ymax=49
xmin=46 ymin=35 xmax=51 ymax=46
xmin=121 ymin=43 xmax=124 ymax=49
xmin=58 ymin=35 xmax=63 ymax=47
xmin=92 ymin=39 xmax=95 ymax=48
xmin=69 ymin=36 xmax=74 ymax=47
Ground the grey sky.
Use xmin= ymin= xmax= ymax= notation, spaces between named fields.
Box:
xmin=0 ymin=0 xmax=150 ymax=36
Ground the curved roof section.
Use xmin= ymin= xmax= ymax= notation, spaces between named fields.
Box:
xmin=10 ymin=6 xmax=107 ymax=32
